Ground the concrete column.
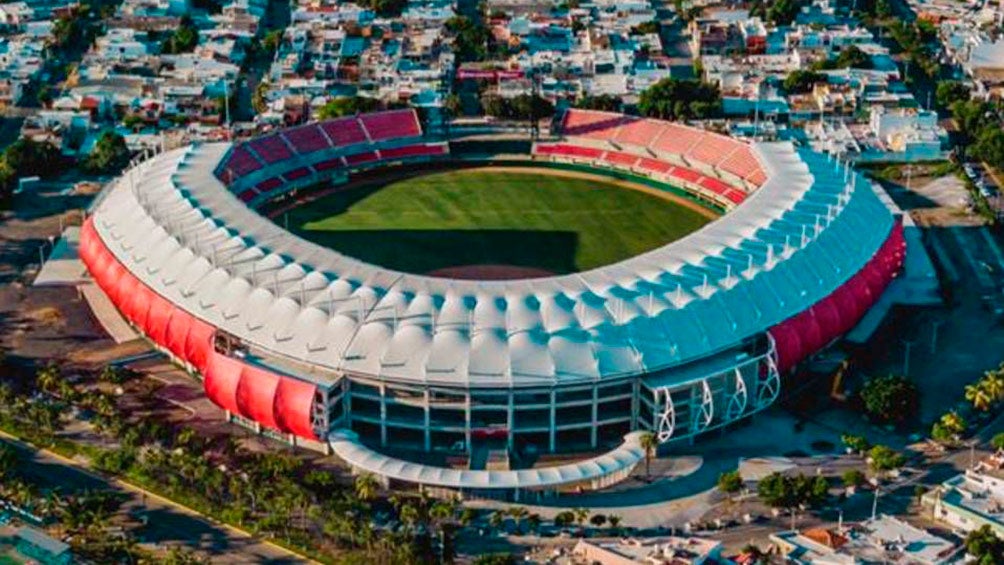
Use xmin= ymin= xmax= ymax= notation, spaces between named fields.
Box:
xmin=507 ymin=390 xmax=515 ymax=450
xmin=688 ymin=383 xmax=698 ymax=446
xmin=591 ymin=385 xmax=599 ymax=449
xmin=380 ymin=383 xmax=387 ymax=447
xmin=630 ymin=379 xmax=640 ymax=431
xmin=424 ymin=389 xmax=431 ymax=452
xmin=464 ymin=392 xmax=471 ymax=452
xmin=549 ymin=389 xmax=557 ymax=452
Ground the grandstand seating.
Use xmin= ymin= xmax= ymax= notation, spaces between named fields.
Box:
xmin=747 ymin=169 xmax=768 ymax=187
xmin=687 ymin=133 xmax=740 ymax=168
xmin=719 ymin=146 xmax=762 ymax=182
xmin=282 ymin=124 xmax=331 ymax=155
xmin=637 ymin=157 xmax=673 ymax=174
xmin=345 ymin=151 xmax=379 ymax=166
xmin=560 ymin=110 xmax=625 ymax=140
xmin=320 ymin=117 xmax=368 ymax=147
xmin=670 ymin=167 xmax=701 ymax=185
xmin=602 ymin=151 xmax=639 ymax=168
xmin=535 ymin=143 xmax=604 ymax=160
xmin=314 ymin=157 xmax=345 ymax=172
xmin=283 ymin=167 xmax=311 ymax=181
xmin=256 ymin=177 xmax=282 ymax=193
xmin=360 ymin=109 xmax=421 ymax=141
xmin=613 ymin=118 xmax=665 ymax=148
xmin=380 ymin=144 xmax=446 ymax=160
xmin=248 ymin=134 xmax=294 ymax=164
xmin=699 ymin=176 xmax=745 ymax=204
xmin=220 ymin=145 xmax=264 ymax=179
xmin=237 ymin=188 xmax=258 ymax=202
xmin=651 ymin=124 xmax=706 ymax=156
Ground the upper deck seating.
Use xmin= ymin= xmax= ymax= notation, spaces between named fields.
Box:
xmin=560 ymin=109 xmax=626 ymax=141
xmin=248 ymin=134 xmax=294 ymax=164
xmin=613 ymin=118 xmax=665 ymax=148
xmin=320 ymin=117 xmax=368 ymax=147
xmin=314 ymin=157 xmax=345 ymax=171
xmin=220 ymin=145 xmax=264 ymax=180
xmin=255 ymin=177 xmax=282 ymax=194
xmin=652 ymin=125 xmax=705 ymax=156
xmin=360 ymin=109 xmax=421 ymax=141
xmin=719 ymin=146 xmax=762 ymax=181
xmin=282 ymin=124 xmax=331 ymax=155
xmin=747 ymin=169 xmax=768 ymax=187
xmin=687 ymin=133 xmax=740 ymax=168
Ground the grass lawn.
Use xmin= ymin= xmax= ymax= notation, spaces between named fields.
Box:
xmin=288 ymin=170 xmax=713 ymax=274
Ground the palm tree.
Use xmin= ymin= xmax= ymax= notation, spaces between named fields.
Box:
xmin=573 ymin=507 xmax=589 ymax=527
xmin=639 ymin=432 xmax=658 ymax=477
xmin=508 ymin=506 xmax=528 ymax=534
xmin=526 ymin=513 xmax=541 ymax=535
xmin=488 ymin=509 xmax=506 ymax=531
xmin=966 ymin=382 xmax=994 ymax=411
xmin=982 ymin=370 xmax=1004 ymax=403
xmin=35 ymin=364 xmax=62 ymax=395
xmin=353 ymin=473 xmax=380 ymax=503
xmin=608 ymin=514 xmax=622 ymax=534
xmin=399 ymin=502 xmax=421 ymax=531
xmin=429 ymin=501 xmax=457 ymax=561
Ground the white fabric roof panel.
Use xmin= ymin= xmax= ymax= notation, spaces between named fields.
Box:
xmin=88 ymin=141 xmax=894 ymax=388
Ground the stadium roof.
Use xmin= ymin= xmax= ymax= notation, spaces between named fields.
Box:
xmin=88 ymin=140 xmax=893 ymax=388
xmin=330 ymin=429 xmax=645 ymax=489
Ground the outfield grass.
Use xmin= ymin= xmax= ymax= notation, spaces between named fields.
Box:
xmin=288 ymin=170 xmax=713 ymax=275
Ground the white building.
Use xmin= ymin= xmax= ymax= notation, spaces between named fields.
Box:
xmin=924 ymin=451 xmax=1004 ymax=538
xmin=572 ymin=536 xmax=731 ymax=565
xmin=771 ymin=515 xmax=959 ymax=564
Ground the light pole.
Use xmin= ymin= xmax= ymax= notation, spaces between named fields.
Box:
xmin=902 ymin=339 xmax=915 ymax=376
xmin=930 ymin=320 xmax=944 ymax=353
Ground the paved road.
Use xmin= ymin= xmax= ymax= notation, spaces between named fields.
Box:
xmin=0 ymin=434 xmax=308 ymax=564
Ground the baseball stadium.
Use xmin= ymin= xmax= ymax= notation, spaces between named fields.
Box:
xmin=77 ymin=108 xmax=905 ymax=498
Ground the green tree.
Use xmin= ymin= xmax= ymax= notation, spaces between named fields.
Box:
xmin=315 ymin=96 xmax=380 ymax=120
xmin=639 ymin=432 xmax=658 ymax=477
xmin=859 ymin=375 xmax=919 ymax=425
xmin=935 ymin=81 xmax=971 ymax=110
xmin=834 ymin=46 xmax=872 ymax=69
xmin=932 ymin=411 xmax=967 ymax=443
xmin=353 ymin=473 xmax=380 ymax=502
xmin=992 ymin=432 xmax=1004 ymax=451
xmin=718 ymin=470 xmax=743 ymax=497
xmin=638 ymin=78 xmax=722 ymax=121
xmin=783 ymin=70 xmax=828 ymax=94
xmin=83 ymin=132 xmax=132 ymax=175
xmin=574 ymin=94 xmax=623 ymax=112
xmin=964 ymin=525 xmax=1004 ymax=565
xmin=589 ymin=513 xmax=606 ymax=527
xmin=841 ymin=433 xmax=870 ymax=454
xmin=867 ymin=445 xmax=906 ymax=472
xmin=473 ymin=554 xmax=516 ymax=565
xmin=751 ymin=0 xmax=806 ymax=26
xmin=162 ymin=16 xmax=200 ymax=54
xmin=446 ymin=16 xmax=490 ymax=63
xmin=553 ymin=510 xmax=575 ymax=527
xmin=974 ymin=127 xmax=1004 ymax=171
xmin=842 ymin=469 xmax=866 ymax=488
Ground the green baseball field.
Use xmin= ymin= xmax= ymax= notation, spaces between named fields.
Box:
xmin=286 ymin=168 xmax=715 ymax=277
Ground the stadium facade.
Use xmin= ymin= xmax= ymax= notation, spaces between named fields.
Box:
xmin=78 ymin=109 xmax=905 ymax=495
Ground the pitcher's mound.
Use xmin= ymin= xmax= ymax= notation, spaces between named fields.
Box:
xmin=426 ymin=264 xmax=556 ymax=281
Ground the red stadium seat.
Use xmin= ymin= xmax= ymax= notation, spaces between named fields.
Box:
xmin=345 ymin=151 xmax=378 ymax=165
xmin=637 ymin=158 xmax=673 ymax=174
xmin=283 ymin=167 xmax=311 ymax=181
xmin=560 ymin=109 xmax=627 ymax=140
xmin=602 ymin=151 xmax=640 ymax=168
xmin=359 ymin=109 xmax=421 ymax=141
xmin=613 ymin=118 xmax=665 ymax=148
xmin=248 ymin=135 xmax=294 ymax=164
xmin=282 ymin=124 xmax=331 ymax=155
xmin=320 ymin=117 xmax=367 ymax=147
